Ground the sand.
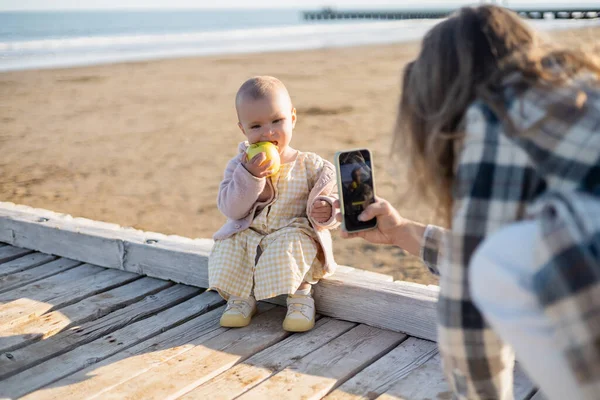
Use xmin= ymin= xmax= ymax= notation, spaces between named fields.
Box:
xmin=1 ymin=25 xmax=599 ymax=284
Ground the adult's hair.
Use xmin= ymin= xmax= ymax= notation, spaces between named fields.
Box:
xmin=395 ymin=5 xmax=600 ymax=224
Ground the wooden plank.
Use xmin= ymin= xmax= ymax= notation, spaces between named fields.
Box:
xmin=325 ymin=337 xmax=438 ymax=400
xmin=0 ymin=203 xmax=440 ymax=339
xmin=183 ymin=318 xmax=357 ymax=399
xmin=0 ymin=252 xmax=57 ymax=278
xmin=0 ymin=291 xmax=224 ymax=398
xmin=93 ymin=306 xmax=289 ymax=400
xmin=0 ymin=257 xmax=80 ymax=294
xmin=237 ymin=324 xmax=406 ymax=400
xmin=25 ymin=304 xmax=276 ymax=400
xmin=0 ymin=202 xmax=213 ymax=287
xmin=0 ymin=282 xmax=195 ymax=379
xmin=376 ymin=353 xmax=447 ymax=400
xmin=335 ymin=265 xmax=394 ymax=282
xmin=0 ymin=276 xmax=173 ymax=355
xmin=0 ymin=267 xmax=138 ymax=330
xmin=377 ymin=355 xmax=535 ymax=400
xmin=0 ymin=246 xmax=32 ymax=264
xmin=0 ymin=263 xmax=103 ymax=302
xmin=0 ymin=264 xmax=104 ymax=328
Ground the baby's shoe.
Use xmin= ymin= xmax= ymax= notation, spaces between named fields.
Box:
xmin=220 ymin=295 xmax=256 ymax=328
xmin=283 ymin=292 xmax=315 ymax=332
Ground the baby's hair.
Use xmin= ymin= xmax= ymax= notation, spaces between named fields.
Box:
xmin=235 ymin=76 xmax=290 ymax=111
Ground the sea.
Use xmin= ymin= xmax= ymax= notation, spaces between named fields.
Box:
xmin=1 ymin=8 xmax=599 ymax=72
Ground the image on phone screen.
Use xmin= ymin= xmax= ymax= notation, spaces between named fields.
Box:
xmin=338 ymin=149 xmax=376 ymax=232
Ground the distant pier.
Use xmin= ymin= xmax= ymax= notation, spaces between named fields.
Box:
xmin=303 ymin=7 xmax=600 ymax=21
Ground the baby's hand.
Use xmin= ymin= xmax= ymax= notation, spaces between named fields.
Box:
xmin=310 ymin=200 xmax=333 ymax=223
xmin=243 ymin=152 xmax=274 ymax=178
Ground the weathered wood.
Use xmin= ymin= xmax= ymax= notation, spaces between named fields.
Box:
xmin=26 ymin=304 xmax=276 ymax=400
xmin=0 ymin=203 xmax=441 ymax=339
xmin=0 ymin=202 xmax=213 ymax=287
xmin=0 ymin=267 xmax=140 ymax=331
xmin=0 ymin=277 xmax=174 ymax=364
xmin=377 ymin=355 xmax=535 ymax=400
xmin=335 ymin=265 xmax=393 ymax=282
xmin=325 ymin=337 xmax=438 ymax=400
xmin=95 ymin=306 xmax=290 ymax=400
xmin=376 ymin=353 xmax=447 ymax=400
xmin=314 ymin=272 xmax=438 ymax=341
xmin=0 ymin=257 xmax=80 ymax=294
xmin=238 ymin=324 xmax=405 ymax=400
xmin=0 ymin=252 xmax=57 ymax=279
xmin=0 ymin=291 xmax=224 ymax=398
xmin=0 ymin=263 xmax=103 ymax=303
xmin=0 ymin=282 xmax=192 ymax=378
xmin=20 ymin=306 xmax=229 ymax=400
xmin=0 ymin=246 xmax=32 ymax=265
xmin=183 ymin=318 xmax=356 ymax=399
xmin=0 ymin=264 xmax=104 ymax=328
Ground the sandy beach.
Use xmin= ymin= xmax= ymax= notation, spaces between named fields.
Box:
xmin=2 ymin=25 xmax=599 ymax=284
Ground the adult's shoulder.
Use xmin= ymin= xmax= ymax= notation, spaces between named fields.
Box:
xmin=462 ymin=101 xmax=504 ymax=144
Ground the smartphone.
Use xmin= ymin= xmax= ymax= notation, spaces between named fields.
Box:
xmin=334 ymin=148 xmax=377 ymax=233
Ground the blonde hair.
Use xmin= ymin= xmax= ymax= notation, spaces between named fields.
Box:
xmin=235 ymin=75 xmax=290 ymax=113
xmin=395 ymin=5 xmax=600 ymax=225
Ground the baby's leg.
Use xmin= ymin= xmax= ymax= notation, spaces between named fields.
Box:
xmin=252 ymin=229 xmax=318 ymax=300
xmin=208 ymin=232 xmax=258 ymax=300
xmin=208 ymin=232 xmax=260 ymax=327
xmin=253 ymin=228 xmax=322 ymax=332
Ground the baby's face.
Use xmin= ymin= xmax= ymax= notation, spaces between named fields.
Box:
xmin=237 ymin=90 xmax=296 ymax=155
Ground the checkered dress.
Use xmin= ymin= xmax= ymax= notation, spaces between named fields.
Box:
xmin=209 ymin=153 xmax=325 ymax=301
xmin=420 ymin=74 xmax=600 ymax=399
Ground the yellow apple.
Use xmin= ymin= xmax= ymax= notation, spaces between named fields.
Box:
xmin=246 ymin=141 xmax=281 ymax=177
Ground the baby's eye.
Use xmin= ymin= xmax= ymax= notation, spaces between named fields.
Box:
xmin=273 ymin=119 xmax=283 ymax=124
xmin=250 ymin=125 xmax=260 ymax=129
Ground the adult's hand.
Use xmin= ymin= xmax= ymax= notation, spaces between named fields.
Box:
xmin=335 ymin=197 xmax=427 ymax=257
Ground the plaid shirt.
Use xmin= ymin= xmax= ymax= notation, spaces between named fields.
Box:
xmin=420 ymin=74 xmax=600 ymax=399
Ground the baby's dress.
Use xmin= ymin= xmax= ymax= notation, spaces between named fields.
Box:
xmin=208 ymin=152 xmax=326 ymax=301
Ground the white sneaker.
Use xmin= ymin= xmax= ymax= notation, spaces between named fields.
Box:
xmin=220 ymin=295 xmax=257 ymax=328
xmin=283 ymin=293 xmax=315 ymax=332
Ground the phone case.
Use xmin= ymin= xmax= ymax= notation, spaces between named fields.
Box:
xmin=334 ymin=148 xmax=378 ymax=233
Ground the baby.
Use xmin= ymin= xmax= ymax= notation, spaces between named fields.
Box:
xmin=209 ymin=76 xmax=339 ymax=332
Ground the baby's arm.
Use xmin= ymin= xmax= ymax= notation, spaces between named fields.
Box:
xmin=217 ymin=153 xmax=267 ymax=220
xmin=307 ymin=158 xmax=340 ymax=230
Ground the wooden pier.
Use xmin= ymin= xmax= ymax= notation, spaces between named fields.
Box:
xmin=0 ymin=202 xmax=546 ymax=399
xmin=303 ymin=7 xmax=600 ymax=21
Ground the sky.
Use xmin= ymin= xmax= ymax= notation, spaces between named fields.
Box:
xmin=1 ymin=0 xmax=598 ymax=11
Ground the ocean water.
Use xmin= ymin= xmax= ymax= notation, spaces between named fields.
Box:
xmin=1 ymin=9 xmax=598 ymax=72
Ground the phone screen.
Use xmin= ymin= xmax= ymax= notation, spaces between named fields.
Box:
xmin=338 ymin=149 xmax=376 ymax=232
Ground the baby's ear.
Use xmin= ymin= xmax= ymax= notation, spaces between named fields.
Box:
xmin=291 ymin=107 xmax=297 ymax=128
xmin=237 ymin=122 xmax=246 ymax=135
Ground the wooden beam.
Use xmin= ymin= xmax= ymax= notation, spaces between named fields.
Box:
xmin=0 ymin=202 xmax=440 ymax=341
xmin=0 ymin=202 xmax=213 ymax=288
